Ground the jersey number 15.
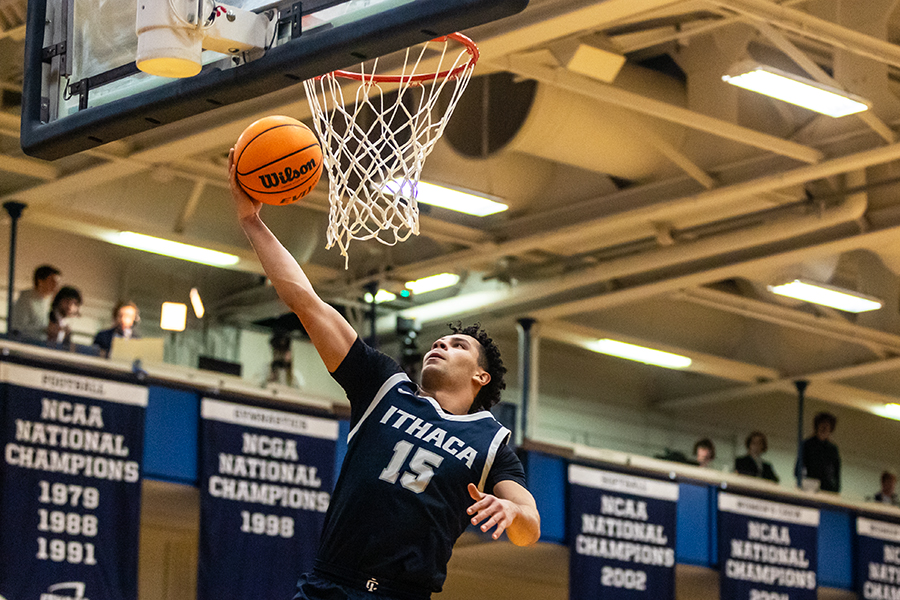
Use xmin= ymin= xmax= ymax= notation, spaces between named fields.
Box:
xmin=379 ymin=440 xmax=444 ymax=494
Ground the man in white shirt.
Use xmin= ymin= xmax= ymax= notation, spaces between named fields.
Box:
xmin=10 ymin=265 xmax=61 ymax=339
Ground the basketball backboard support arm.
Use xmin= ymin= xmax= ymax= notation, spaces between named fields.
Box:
xmin=21 ymin=0 xmax=529 ymax=161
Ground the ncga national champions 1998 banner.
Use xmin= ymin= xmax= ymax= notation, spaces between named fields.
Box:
xmin=198 ymin=398 xmax=339 ymax=599
xmin=568 ymin=463 xmax=679 ymax=599
xmin=718 ymin=492 xmax=819 ymax=600
xmin=0 ymin=362 xmax=148 ymax=600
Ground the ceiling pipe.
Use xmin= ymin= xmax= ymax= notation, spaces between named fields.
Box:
xmin=524 ymin=217 xmax=900 ymax=325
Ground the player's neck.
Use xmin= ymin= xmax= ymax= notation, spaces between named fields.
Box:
xmin=421 ymin=386 xmax=473 ymax=416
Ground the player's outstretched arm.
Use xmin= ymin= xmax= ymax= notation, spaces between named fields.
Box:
xmin=467 ymin=482 xmax=540 ymax=547
xmin=228 ymin=148 xmax=356 ymax=371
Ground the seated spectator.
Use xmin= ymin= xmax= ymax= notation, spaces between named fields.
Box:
xmin=47 ymin=286 xmax=82 ymax=345
xmin=693 ymin=438 xmax=715 ymax=468
xmin=734 ymin=431 xmax=779 ymax=482
xmin=873 ymin=470 xmax=899 ymax=506
xmin=800 ymin=411 xmax=841 ymax=493
xmin=93 ymin=301 xmax=140 ymax=357
xmin=10 ymin=265 xmax=61 ymax=340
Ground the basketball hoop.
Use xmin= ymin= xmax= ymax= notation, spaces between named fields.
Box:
xmin=303 ymin=33 xmax=479 ymax=266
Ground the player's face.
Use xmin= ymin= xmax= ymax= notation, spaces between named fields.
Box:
xmin=421 ymin=334 xmax=487 ymax=386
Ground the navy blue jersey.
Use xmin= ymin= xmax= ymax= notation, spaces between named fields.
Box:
xmin=315 ymin=337 xmax=524 ymax=596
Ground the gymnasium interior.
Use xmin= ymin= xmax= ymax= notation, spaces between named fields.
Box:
xmin=2 ymin=0 xmax=900 ymax=598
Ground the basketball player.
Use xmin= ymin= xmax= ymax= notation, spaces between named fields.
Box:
xmin=228 ymin=149 xmax=540 ymax=600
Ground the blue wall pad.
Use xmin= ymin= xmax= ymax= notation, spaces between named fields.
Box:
xmin=143 ymin=385 xmax=200 ymax=484
xmin=818 ymin=508 xmax=852 ymax=589
xmin=676 ymin=483 xmax=713 ymax=566
xmin=525 ymin=452 xmax=566 ymax=543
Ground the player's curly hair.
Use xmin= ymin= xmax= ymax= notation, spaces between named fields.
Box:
xmin=449 ymin=322 xmax=506 ymax=413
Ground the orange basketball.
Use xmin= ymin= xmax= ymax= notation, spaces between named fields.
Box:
xmin=233 ymin=115 xmax=324 ymax=206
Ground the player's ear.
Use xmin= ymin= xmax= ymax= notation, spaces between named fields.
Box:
xmin=473 ymin=370 xmax=490 ymax=388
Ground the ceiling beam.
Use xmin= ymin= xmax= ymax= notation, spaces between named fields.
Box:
xmin=473 ymin=0 xmax=685 ymax=60
xmin=0 ymin=154 xmax=57 ymax=180
xmin=674 ymin=287 xmax=900 ymax=356
xmin=525 ymin=217 xmax=900 ymax=323
xmin=709 ymin=0 xmax=900 ymax=71
xmin=540 ymin=320 xmax=781 ymax=382
xmin=392 ymin=137 xmax=900 ymax=283
xmin=656 ymin=361 xmax=900 ymax=411
xmin=628 ymin=120 xmax=716 ymax=189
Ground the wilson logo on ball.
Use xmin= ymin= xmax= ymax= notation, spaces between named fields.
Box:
xmin=258 ymin=159 xmax=318 ymax=189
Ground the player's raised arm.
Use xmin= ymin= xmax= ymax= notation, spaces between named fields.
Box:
xmin=228 ymin=148 xmax=356 ymax=371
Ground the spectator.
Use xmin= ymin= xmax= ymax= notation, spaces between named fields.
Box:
xmin=873 ymin=470 xmax=899 ymax=506
xmin=693 ymin=438 xmax=716 ymax=468
xmin=800 ymin=411 xmax=841 ymax=493
xmin=93 ymin=301 xmax=140 ymax=356
xmin=9 ymin=265 xmax=61 ymax=339
xmin=265 ymin=331 xmax=304 ymax=388
xmin=47 ymin=286 xmax=82 ymax=345
xmin=735 ymin=431 xmax=779 ymax=482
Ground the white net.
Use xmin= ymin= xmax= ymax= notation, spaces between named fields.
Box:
xmin=303 ymin=34 xmax=477 ymax=266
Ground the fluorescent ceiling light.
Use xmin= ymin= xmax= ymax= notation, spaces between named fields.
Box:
xmin=722 ymin=63 xmax=870 ymax=118
xmin=384 ymin=180 xmax=508 ymax=217
xmin=364 ymin=289 xmax=397 ymax=304
xmin=160 ymin=302 xmax=187 ymax=332
xmin=107 ymin=231 xmax=240 ymax=267
xmin=190 ymin=287 xmax=205 ymax=318
xmin=589 ymin=338 xmax=692 ymax=369
xmin=768 ymin=279 xmax=882 ymax=313
xmin=873 ymin=403 xmax=900 ymax=421
xmin=405 ymin=273 xmax=460 ymax=295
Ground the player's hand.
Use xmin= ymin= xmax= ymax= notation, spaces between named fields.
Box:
xmin=227 ymin=147 xmax=262 ymax=223
xmin=467 ymin=483 xmax=521 ymax=541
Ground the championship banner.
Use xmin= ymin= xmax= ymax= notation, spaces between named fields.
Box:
xmin=856 ymin=516 xmax=900 ymax=600
xmin=568 ymin=463 xmax=679 ymax=599
xmin=718 ymin=492 xmax=819 ymax=600
xmin=0 ymin=362 xmax=148 ymax=600
xmin=198 ymin=398 xmax=339 ymax=600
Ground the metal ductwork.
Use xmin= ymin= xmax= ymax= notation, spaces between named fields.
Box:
xmin=442 ymin=64 xmax=689 ymax=182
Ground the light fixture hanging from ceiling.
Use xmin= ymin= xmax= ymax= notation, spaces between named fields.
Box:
xmin=768 ymin=279 xmax=882 ymax=313
xmin=722 ymin=62 xmax=870 ymax=118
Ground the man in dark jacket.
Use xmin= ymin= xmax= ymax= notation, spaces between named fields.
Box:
xmin=735 ymin=431 xmax=779 ymax=483
xmin=800 ymin=412 xmax=840 ymax=493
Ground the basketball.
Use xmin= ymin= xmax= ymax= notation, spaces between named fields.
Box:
xmin=233 ymin=115 xmax=324 ymax=206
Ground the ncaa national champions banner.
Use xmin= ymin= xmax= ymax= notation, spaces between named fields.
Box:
xmin=568 ymin=463 xmax=679 ymax=599
xmin=198 ymin=398 xmax=339 ymax=599
xmin=0 ymin=362 xmax=148 ymax=600
xmin=718 ymin=492 xmax=819 ymax=600
xmin=856 ymin=516 xmax=900 ymax=600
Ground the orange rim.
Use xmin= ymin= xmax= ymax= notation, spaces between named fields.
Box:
xmin=322 ymin=32 xmax=479 ymax=84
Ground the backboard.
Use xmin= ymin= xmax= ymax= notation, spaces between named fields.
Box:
xmin=21 ymin=0 xmax=528 ymax=160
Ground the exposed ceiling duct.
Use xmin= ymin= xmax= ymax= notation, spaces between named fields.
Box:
xmin=443 ymin=64 xmax=690 ymax=182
